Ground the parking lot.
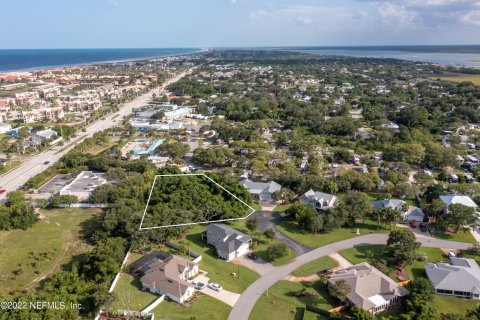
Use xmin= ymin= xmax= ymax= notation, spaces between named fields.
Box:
xmin=38 ymin=174 xmax=71 ymax=193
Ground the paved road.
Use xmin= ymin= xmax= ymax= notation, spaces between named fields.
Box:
xmin=227 ymin=233 xmax=472 ymax=320
xmin=253 ymin=211 xmax=311 ymax=255
xmin=0 ymin=69 xmax=192 ymax=201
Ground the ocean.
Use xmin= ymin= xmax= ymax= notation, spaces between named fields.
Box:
xmin=284 ymin=45 xmax=480 ymax=68
xmin=0 ymin=48 xmax=200 ymax=73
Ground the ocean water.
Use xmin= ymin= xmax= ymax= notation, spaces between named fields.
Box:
xmin=0 ymin=48 xmax=200 ymax=73
xmin=285 ymin=46 xmax=480 ymax=68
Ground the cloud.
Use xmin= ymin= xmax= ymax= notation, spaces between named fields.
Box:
xmin=378 ymin=3 xmax=419 ymax=29
xmin=460 ymin=10 xmax=480 ymax=26
xmin=296 ymin=15 xmax=312 ymax=25
xmin=106 ymin=0 xmax=119 ymax=5
xmin=250 ymin=10 xmax=267 ymax=20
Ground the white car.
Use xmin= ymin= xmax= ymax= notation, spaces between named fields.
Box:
xmin=208 ymin=283 xmax=223 ymax=292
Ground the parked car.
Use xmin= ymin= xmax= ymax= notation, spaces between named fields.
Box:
xmin=409 ymin=221 xmax=417 ymax=228
xmin=419 ymin=223 xmax=428 ymax=232
xmin=319 ymin=268 xmax=334 ymax=276
xmin=208 ymin=283 xmax=223 ymax=292
xmin=247 ymin=252 xmax=258 ymax=260
xmin=195 ymin=282 xmax=206 ymax=290
xmin=43 ymin=161 xmax=50 ymax=165
xmin=0 ymin=188 xmax=6 ymax=194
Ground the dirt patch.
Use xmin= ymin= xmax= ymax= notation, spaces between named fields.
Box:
xmin=284 ymin=274 xmax=320 ymax=282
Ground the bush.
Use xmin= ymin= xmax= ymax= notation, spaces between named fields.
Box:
xmin=266 ymin=242 xmax=289 ymax=261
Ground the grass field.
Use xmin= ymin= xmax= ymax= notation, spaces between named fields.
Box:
xmin=277 ymin=219 xmax=390 ymax=249
xmin=249 ymin=280 xmax=334 ymax=320
xmin=0 ymin=208 xmax=100 ymax=297
xmin=430 ymin=73 xmax=480 ymax=85
xmin=292 ymin=256 xmax=337 ymax=277
xmin=431 ymin=228 xmax=476 ymax=244
xmin=431 ymin=295 xmax=480 ymax=315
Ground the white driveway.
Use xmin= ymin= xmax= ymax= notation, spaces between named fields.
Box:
xmin=329 ymin=252 xmax=353 ymax=270
xmin=232 ymin=256 xmax=275 ymax=276
xmin=191 ymin=273 xmax=240 ymax=307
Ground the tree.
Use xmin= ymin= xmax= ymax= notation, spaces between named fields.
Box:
xmin=351 ymin=306 xmax=375 ymax=320
xmin=337 ymin=191 xmax=372 ymax=225
xmin=265 ymin=242 xmax=289 ymax=261
xmin=387 ymin=229 xmax=420 ymax=266
xmin=310 ymin=215 xmax=324 ymax=233
xmin=328 ymin=279 xmax=351 ymax=303
xmin=263 ymin=228 xmax=275 ymax=240
xmin=49 ymin=195 xmax=78 ymax=207
xmin=246 ymin=217 xmax=258 ymax=234
xmin=438 ymin=203 xmax=477 ymax=233
xmin=151 ymin=110 xmax=165 ymax=120
xmin=287 ymin=204 xmax=317 ymax=230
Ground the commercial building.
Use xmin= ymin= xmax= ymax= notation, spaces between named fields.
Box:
xmin=59 ymin=171 xmax=107 ymax=201
xmin=120 ymin=139 xmax=164 ymax=158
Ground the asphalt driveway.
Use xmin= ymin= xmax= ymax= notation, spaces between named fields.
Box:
xmin=251 ymin=211 xmax=311 ymax=255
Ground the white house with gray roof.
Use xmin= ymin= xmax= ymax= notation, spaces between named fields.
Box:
xmin=372 ymin=199 xmax=425 ymax=222
xmin=205 ymin=224 xmax=252 ymax=261
xmin=240 ymin=179 xmax=281 ymax=202
xmin=328 ymin=262 xmax=409 ymax=314
xmin=299 ymin=189 xmax=338 ymax=211
xmin=426 ymin=256 xmax=480 ymax=299
xmin=439 ymin=194 xmax=478 ymax=209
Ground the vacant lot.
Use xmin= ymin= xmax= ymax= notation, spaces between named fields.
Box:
xmin=0 ymin=208 xmax=100 ymax=297
xmin=430 ymin=73 xmax=480 ymax=85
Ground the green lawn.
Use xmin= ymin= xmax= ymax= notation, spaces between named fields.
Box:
xmin=431 ymin=295 xmax=480 ymax=315
xmin=152 ymin=295 xmax=231 ymax=320
xmin=0 ymin=208 xmax=100 ymax=298
xmin=250 ymin=280 xmax=335 ymax=320
xmin=432 ymin=229 xmax=476 ymax=244
xmin=110 ymin=273 xmax=157 ymax=310
xmin=274 ymin=204 xmax=291 ymax=212
xmin=292 ymin=257 xmax=337 ymax=277
xmin=430 ymin=73 xmax=480 ymax=85
xmin=110 ymin=272 xmax=231 ymax=320
xmin=175 ymin=226 xmax=261 ymax=293
xmin=278 ymin=219 xmax=390 ymax=248
xmin=251 ymin=203 xmax=262 ymax=211
xmin=339 ymin=244 xmax=447 ymax=280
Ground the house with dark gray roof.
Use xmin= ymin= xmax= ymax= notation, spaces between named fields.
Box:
xmin=240 ymin=178 xmax=281 ymax=202
xmin=130 ymin=251 xmax=198 ymax=303
xmin=372 ymin=198 xmax=425 ymax=222
xmin=299 ymin=189 xmax=338 ymax=211
xmin=205 ymin=224 xmax=252 ymax=261
xmin=328 ymin=262 xmax=409 ymax=314
xmin=426 ymin=256 xmax=480 ymax=299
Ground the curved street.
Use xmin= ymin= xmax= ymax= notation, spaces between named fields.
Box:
xmin=227 ymin=233 xmax=472 ymax=320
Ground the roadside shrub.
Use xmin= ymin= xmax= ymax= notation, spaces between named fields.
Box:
xmin=266 ymin=242 xmax=289 ymax=261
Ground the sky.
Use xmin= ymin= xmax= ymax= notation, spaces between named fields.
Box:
xmin=0 ymin=0 xmax=480 ymax=48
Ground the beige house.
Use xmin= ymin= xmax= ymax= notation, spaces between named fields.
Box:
xmin=328 ymin=262 xmax=409 ymax=314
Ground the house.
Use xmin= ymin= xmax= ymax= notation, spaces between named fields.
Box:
xmin=371 ymin=198 xmax=425 ymax=222
xmin=439 ymin=194 xmax=478 ymax=209
xmin=328 ymin=262 xmax=409 ymax=314
xmin=59 ymin=171 xmax=107 ymax=201
xmin=447 ymin=172 xmax=459 ymax=183
xmin=240 ymin=179 xmax=281 ymax=202
xmin=22 ymin=107 xmax=64 ymax=123
xmin=205 ymin=224 xmax=252 ymax=261
xmin=0 ymin=122 xmax=12 ymax=134
xmin=426 ymin=256 xmax=480 ymax=299
xmin=130 ymin=251 xmax=198 ymax=303
xmin=299 ymin=189 xmax=338 ymax=211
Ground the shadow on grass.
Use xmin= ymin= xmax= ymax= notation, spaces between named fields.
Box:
xmin=349 ymin=245 xmax=389 ymax=265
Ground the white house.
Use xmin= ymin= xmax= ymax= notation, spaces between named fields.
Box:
xmin=299 ymin=189 xmax=338 ymax=211
xmin=205 ymin=224 xmax=252 ymax=261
